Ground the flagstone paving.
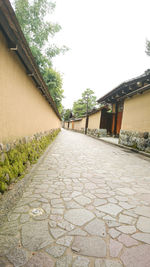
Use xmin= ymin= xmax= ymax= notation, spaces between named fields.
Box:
xmin=1 ymin=129 xmax=150 ymax=266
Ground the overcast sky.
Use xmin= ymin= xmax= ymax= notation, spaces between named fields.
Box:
xmin=49 ymin=0 xmax=150 ymax=109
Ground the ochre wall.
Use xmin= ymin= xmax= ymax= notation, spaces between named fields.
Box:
xmin=74 ymin=117 xmax=86 ymax=131
xmin=121 ymin=90 xmax=150 ymax=132
xmin=64 ymin=122 xmax=68 ymax=128
xmin=69 ymin=122 xmax=72 ymax=129
xmin=74 ymin=120 xmax=83 ymax=131
xmin=88 ymin=111 xmax=101 ymax=129
xmin=0 ymin=32 xmax=60 ymax=142
xmin=81 ymin=117 xmax=86 ymax=128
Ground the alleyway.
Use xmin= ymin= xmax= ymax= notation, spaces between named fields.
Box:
xmin=1 ymin=129 xmax=150 ymax=267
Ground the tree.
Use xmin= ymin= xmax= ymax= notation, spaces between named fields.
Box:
xmin=43 ymin=68 xmax=64 ymax=113
xmin=14 ymin=0 xmax=68 ymax=73
xmin=73 ymin=89 xmax=97 ymax=118
xmin=63 ymin=109 xmax=73 ymax=121
xmin=13 ymin=0 xmax=67 ymax=114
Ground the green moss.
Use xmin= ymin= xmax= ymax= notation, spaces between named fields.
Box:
xmin=0 ymin=181 xmax=8 ymax=193
xmin=0 ymin=129 xmax=60 ymax=193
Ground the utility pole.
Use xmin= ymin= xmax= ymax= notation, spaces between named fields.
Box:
xmin=84 ymin=95 xmax=89 ymax=134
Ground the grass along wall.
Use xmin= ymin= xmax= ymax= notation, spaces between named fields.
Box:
xmin=0 ymin=129 xmax=60 ymax=193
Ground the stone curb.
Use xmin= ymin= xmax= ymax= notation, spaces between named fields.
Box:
xmin=98 ymin=137 xmax=150 ymax=159
xmin=0 ymin=132 xmax=60 ymax=225
xmin=66 ymin=129 xmax=150 ymax=160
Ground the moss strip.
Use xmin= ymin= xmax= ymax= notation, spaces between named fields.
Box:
xmin=0 ymin=129 xmax=60 ymax=193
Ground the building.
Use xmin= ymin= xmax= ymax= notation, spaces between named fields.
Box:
xmin=98 ymin=70 xmax=150 ymax=152
xmin=0 ymin=0 xmax=61 ymax=143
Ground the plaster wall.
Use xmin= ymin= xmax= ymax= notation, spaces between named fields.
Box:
xmin=121 ymin=90 xmax=150 ymax=132
xmin=69 ymin=122 xmax=72 ymax=129
xmin=88 ymin=111 xmax=101 ymax=129
xmin=0 ymin=32 xmax=60 ymax=142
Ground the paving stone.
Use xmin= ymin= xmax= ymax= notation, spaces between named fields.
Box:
xmin=72 ymin=236 xmax=106 ymax=257
xmin=121 ymin=244 xmax=150 ymax=267
xmin=94 ymin=210 xmax=106 ymax=218
xmin=0 ymin=258 xmax=13 ymax=267
xmin=45 ymin=245 xmax=66 ymax=258
xmin=22 ymin=221 xmax=54 ymax=251
xmin=109 ymin=239 xmax=123 ymax=257
xmin=134 ymin=206 xmax=150 ymax=217
xmin=50 ymin=215 xmax=63 ymax=222
xmin=119 ymin=202 xmax=135 ymax=209
xmin=85 ymin=192 xmax=95 ymax=199
xmin=122 ymin=210 xmax=138 ymax=218
xmin=95 ymin=259 xmax=123 ymax=267
xmin=50 ymin=228 xmax=66 ymax=239
xmin=64 ymin=209 xmax=95 ymax=226
xmin=7 ymin=213 xmax=20 ymax=222
xmin=106 ymin=221 xmax=120 ymax=228
xmin=137 ymin=216 xmax=150 ymax=233
xmin=42 ymin=204 xmax=51 ymax=213
xmin=24 ymin=252 xmax=54 ymax=267
xmin=71 ymin=191 xmax=82 ymax=198
xmin=0 ymin=236 xmax=19 ymax=257
xmin=85 ymin=183 xmax=97 ymax=189
xmin=103 ymin=215 xmax=116 ymax=221
xmin=58 ymin=220 xmax=75 ymax=231
xmin=96 ymin=204 xmax=122 ymax=216
xmin=119 ymin=214 xmax=135 ymax=224
xmin=56 ymin=236 xmax=73 ymax=247
xmin=115 ymin=196 xmax=128 ymax=201
xmin=20 ymin=214 xmax=30 ymax=224
xmin=0 ymin=221 xmax=20 ymax=236
xmin=107 ymin=198 xmax=118 ymax=204
xmin=56 ymin=255 xmax=73 ymax=267
xmin=13 ymin=206 xmax=30 ymax=213
xmin=49 ymin=221 xmax=57 ymax=228
xmin=2 ymin=129 xmax=150 ymax=265
xmin=29 ymin=201 xmax=41 ymax=208
xmin=117 ymin=188 xmax=135 ymax=195
xmin=132 ymin=233 xmax=150 ymax=244
xmin=116 ymin=225 xmax=136 ymax=234
xmin=51 ymin=208 xmax=64 ymax=215
xmin=118 ymin=234 xmax=139 ymax=247
xmin=74 ymin=196 xmax=91 ymax=206
xmin=50 ymin=197 xmax=62 ymax=203
xmin=93 ymin=199 xmax=107 ymax=206
xmin=108 ymin=228 xmax=120 ymax=238
xmin=68 ymin=228 xmax=87 ymax=236
xmin=66 ymin=201 xmax=82 ymax=209
xmin=6 ymin=247 xmax=29 ymax=267
xmin=73 ymin=256 xmax=90 ymax=267
xmin=84 ymin=218 xmax=106 ymax=237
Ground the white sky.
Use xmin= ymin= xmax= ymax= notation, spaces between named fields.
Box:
xmin=50 ymin=0 xmax=150 ymax=109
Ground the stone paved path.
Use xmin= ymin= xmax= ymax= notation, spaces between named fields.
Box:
xmin=1 ymin=129 xmax=150 ymax=267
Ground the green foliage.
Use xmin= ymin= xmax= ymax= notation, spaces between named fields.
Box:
xmin=73 ymin=88 xmax=97 ymax=118
xmin=63 ymin=109 xmax=72 ymax=121
xmin=14 ymin=0 xmax=68 ymax=72
xmin=14 ymin=0 xmax=67 ymax=112
xmin=0 ymin=129 xmax=60 ymax=193
xmin=43 ymin=68 xmax=64 ymax=113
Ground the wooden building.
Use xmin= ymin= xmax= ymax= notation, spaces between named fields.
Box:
xmin=98 ymin=70 xmax=150 ymax=152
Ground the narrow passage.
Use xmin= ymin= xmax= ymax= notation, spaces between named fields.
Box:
xmin=1 ymin=129 xmax=150 ymax=266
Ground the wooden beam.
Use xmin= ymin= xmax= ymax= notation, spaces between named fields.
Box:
xmin=10 ymin=45 xmax=17 ymax=51
xmin=27 ymin=73 xmax=34 ymax=77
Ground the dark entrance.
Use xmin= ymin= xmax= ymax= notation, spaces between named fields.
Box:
xmin=100 ymin=108 xmax=113 ymax=135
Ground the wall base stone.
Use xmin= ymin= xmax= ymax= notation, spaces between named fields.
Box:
xmin=119 ymin=130 xmax=150 ymax=153
xmin=87 ymin=129 xmax=107 ymax=138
